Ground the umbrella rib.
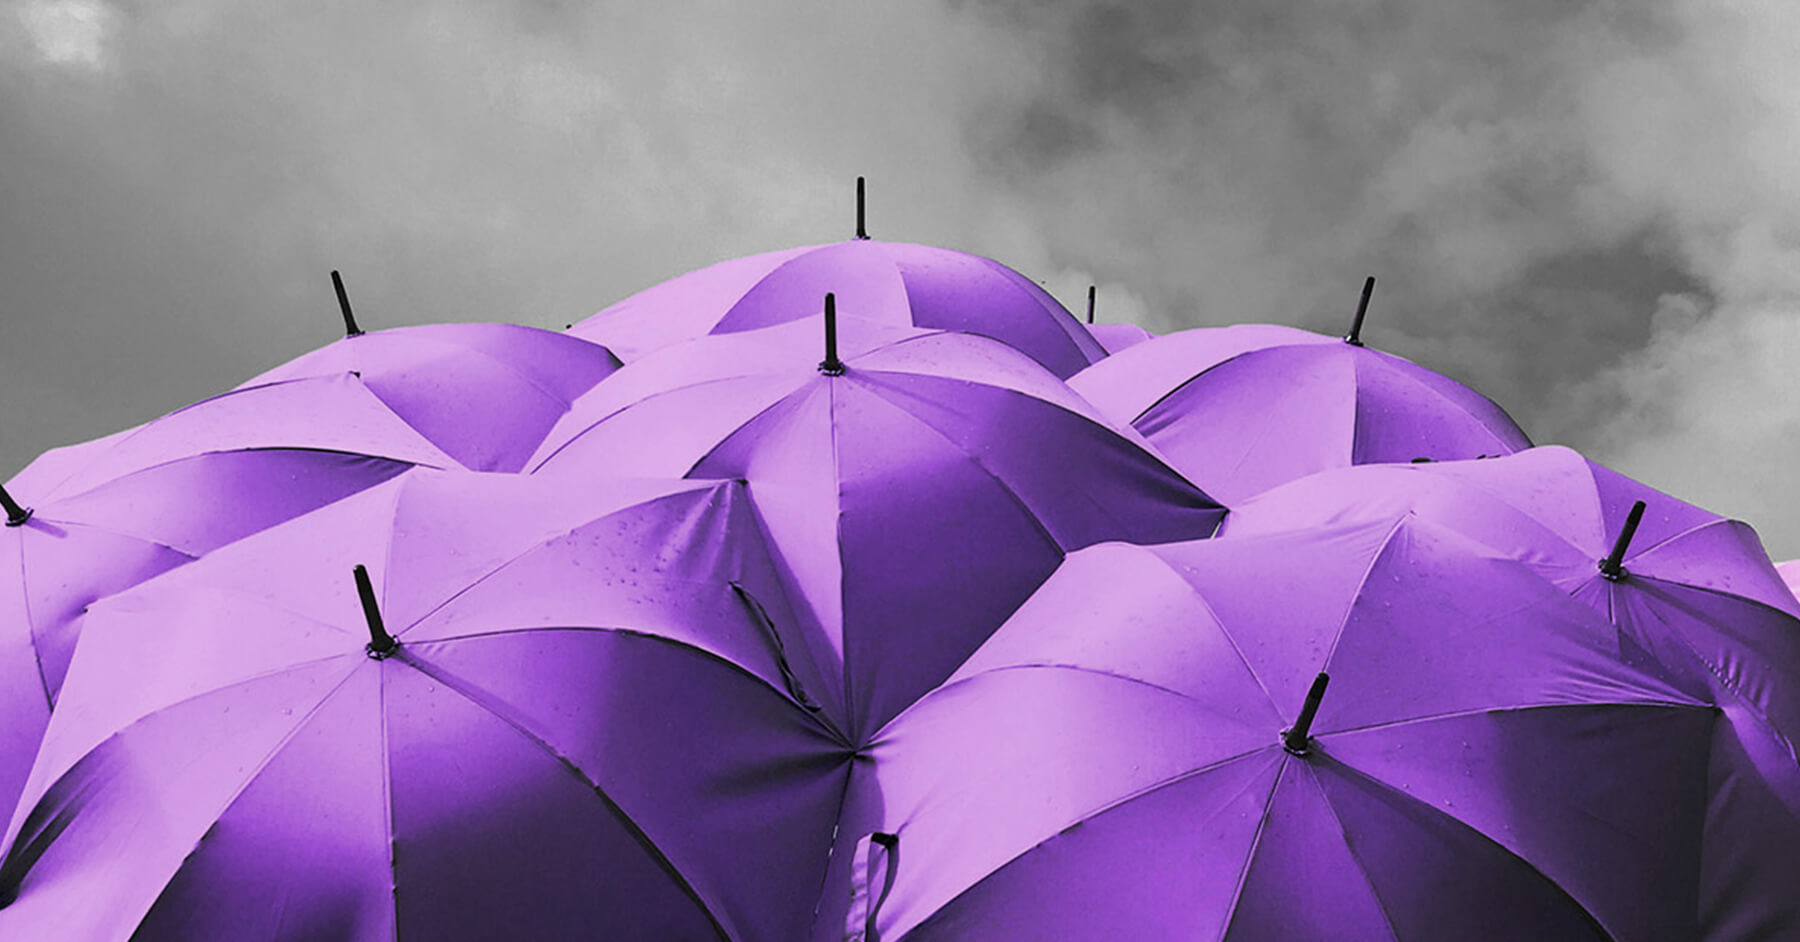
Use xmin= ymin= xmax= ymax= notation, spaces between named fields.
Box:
xmin=1368 ymin=353 xmax=1525 ymax=450
xmin=10 ymin=534 xmax=54 ymax=712
xmin=1303 ymin=761 xmax=1407 ymax=942
xmin=1318 ymin=516 xmax=1411 ymax=670
xmin=109 ymin=662 xmax=368 ymax=922
xmin=1319 ymin=698 xmax=1715 ymax=740
xmin=1311 ymin=753 xmax=1614 ymax=939
xmin=379 ymin=647 xmax=398 ymax=942
xmin=395 ymin=652 xmax=734 ymax=941
xmin=531 ymin=373 xmax=799 ymax=474
xmin=893 ymin=661 xmax=1252 ymax=719
xmin=1216 ymin=755 xmax=1293 ymax=942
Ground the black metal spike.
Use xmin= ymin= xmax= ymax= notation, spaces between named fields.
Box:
xmin=0 ymin=485 xmax=32 ymax=527
xmin=855 ymin=176 xmax=869 ymax=240
xmin=1087 ymin=285 xmax=1096 ymax=325
xmin=819 ymin=293 xmax=846 ymax=376
xmin=332 ymin=271 xmax=363 ymax=337
xmin=353 ymin=564 xmax=398 ymax=658
xmin=1281 ymin=672 xmax=1331 ymax=755
xmin=1344 ymin=276 xmax=1375 ymax=346
xmin=1598 ymin=500 xmax=1648 ymax=582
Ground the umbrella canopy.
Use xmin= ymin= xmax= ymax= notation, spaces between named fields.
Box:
xmin=0 ymin=468 xmax=849 ymax=942
xmin=531 ymin=307 xmax=1223 ymax=738
xmin=1778 ymin=560 xmax=1800 ymax=602
xmin=0 ymin=378 xmax=460 ymax=818
xmin=235 ymin=321 xmax=622 ymax=472
xmin=566 ymin=240 xmax=1106 ymax=378
xmin=1067 ymin=323 xmax=1532 ymax=504
xmin=1219 ymin=448 xmax=1800 ymax=938
xmin=1087 ymin=322 xmax=1154 ymax=355
xmin=824 ymin=520 xmax=1723 ymax=940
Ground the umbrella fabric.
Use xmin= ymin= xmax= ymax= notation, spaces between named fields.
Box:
xmin=1067 ymin=324 xmax=1532 ymax=504
xmin=0 ymin=379 xmax=459 ymax=819
xmin=1778 ymin=560 xmax=1800 ymax=603
xmin=531 ymin=313 xmax=1224 ymax=739
xmin=1219 ymin=448 xmax=1800 ymax=938
xmin=0 ymin=469 xmax=849 ymax=942
xmin=1087 ymin=322 xmax=1154 ymax=355
xmin=234 ymin=322 xmax=622 ymax=472
xmin=566 ymin=240 xmax=1106 ymax=378
xmin=823 ymin=520 xmax=1720 ymax=941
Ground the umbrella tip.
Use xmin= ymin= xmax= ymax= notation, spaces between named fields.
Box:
xmin=1281 ymin=672 xmax=1331 ymax=756
xmin=1344 ymin=276 xmax=1375 ymax=346
xmin=332 ymin=270 xmax=364 ymax=337
xmin=353 ymin=564 xmax=398 ymax=658
xmin=819 ymin=292 xmax=846 ymax=376
xmin=0 ymin=484 xmax=32 ymax=527
xmin=855 ymin=176 xmax=869 ymax=240
xmin=1598 ymin=500 xmax=1648 ymax=581
xmin=1087 ymin=285 xmax=1096 ymax=325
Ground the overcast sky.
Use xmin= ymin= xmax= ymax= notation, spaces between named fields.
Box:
xmin=3 ymin=0 xmax=1796 ymax=558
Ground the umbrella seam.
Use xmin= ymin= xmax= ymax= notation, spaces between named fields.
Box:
xmin=42 ymin=447 xmax=442 ymax=511
xmin=532 ymin=373 xmax=802 ymax=474
xmin=1319 ymin=516 xmax=1412 ymax=670
xmin=1366 ymin=352 xmax=1527 ymax=450
xmin=1311 ymin=753 xmax=1617 ymax=940
xmin=1217 ymin=755 xmax=1293 ymax=942
xmin=1319 ymin=699 xmax=1717 ymax=739
xmin=405 ymin=623 xmax=837 ymax=730
xmin=1301 ymin=760 xmax=1407 ymax=942
xmin=129 ymin=661 xmax=368 ymax=929
xmin=380 ymin=647 xmax=398 ymax=942
xmin=901 ymin=661 xmax=1270 ymax=728
xmin=397 ymin=652 xmax=735 ymax=942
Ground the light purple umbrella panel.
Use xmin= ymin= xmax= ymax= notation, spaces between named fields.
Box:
xmin=0 ymin=469 xmax=849 ymax=942
xmin=0 ymin=378 xmax=461 ymax=820
xmin=566 ymin=240 xmax=1105 ymax=378
xmin=1220 ymin=448 xmax=1800 ymax=938
xmin=532 ymin=301 xmax=1224 ymax=739
xmin=1068 ymin=283 xmax=1530 ymax=503
xmin=822 ymin=520 xmax=1721 ymax=941
xmin=239 ymin=276 xmax=623 ymax=472
xmin=1777 ymin=560 xmax=1800 ymax=603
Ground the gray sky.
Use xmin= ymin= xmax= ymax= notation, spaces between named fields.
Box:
xmin=3 ymin=0 xmax=1796 ymax=558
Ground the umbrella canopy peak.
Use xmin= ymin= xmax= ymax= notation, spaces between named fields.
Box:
xmin=331 ymin=270 xmax=363 ymax=338
xmin=1597 ymin=500 xmax=1648 ymax=582
xmin=1280 ymin=672 xmax=1331 ymax=756
xmin=1344 ymin=275 xmax=1376 ymax=346
xmin=353 ymin=564 xmax=398 ymax=659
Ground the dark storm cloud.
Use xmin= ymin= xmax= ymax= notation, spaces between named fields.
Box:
xmin=955 ymin=0 xmax=1800 ymax=556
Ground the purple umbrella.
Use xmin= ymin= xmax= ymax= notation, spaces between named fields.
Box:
xmin=1067 ymin=282 xmax=1531 ymax=503
xmin=1079 ymin=284 xmax=1154 ymax=355
xmin=824 ymin=520 xmax=1721 ymax=940
xmin=234 ymin=273 xmax=624 ymax=472
xmin=1777 ymin=560 xmax=1799 ymax=603
xmin=566 ymin=240 xmax=1105 ymax=379
xmin=0 ymin=468 xmax=848 ymax=942
xmin=1220 ymin=448 xmax=1800 ymax=937
xmin=0 ymin=378 xmax=460 ymax=818
xmin=532 ymin=302 xmax=1223 ymax=737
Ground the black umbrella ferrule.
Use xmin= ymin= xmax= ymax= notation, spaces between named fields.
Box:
xmin=819 ymin=292 xmax=846 ymax=376
xmin=0 ymin=485 xmax=32 ymax=527
xmin=1344 ymin=276 xmax=1375 ymax=346
xmin=1087 ymin=285 xmax=1096 ymax=325
xmin=332 ymin=270 xmax=364 ymax=337
xmin=855 ymin=176 xmax=869 ymax=240
xmin=1598 ymin=500 xmax=1648 ymax=582
xmin=353 ymin=564 xmax=398 ymax=658
xmin=1281 ymin=672 xmax=1331 ymax=756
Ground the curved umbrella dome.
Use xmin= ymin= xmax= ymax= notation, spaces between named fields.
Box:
xmin=532 ymin=314 xmax=1223 ymax=737
xmin=1220 ymin=449 xmax=1800 ymax=937
xmin=1068 ymin=323 xmax=1532 ymax=504
xmin=0 ymin=470 xmax=848 ymax=942
xmin=235 ymin=322 xmax=623 ymax=473
xmin=0 ymin=377 xmax=459 ymax=823
xmin=567 ymin=240 xmax=1106 ymax=379
xmin=823 ymin=521 xmax=1720 ymax=941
